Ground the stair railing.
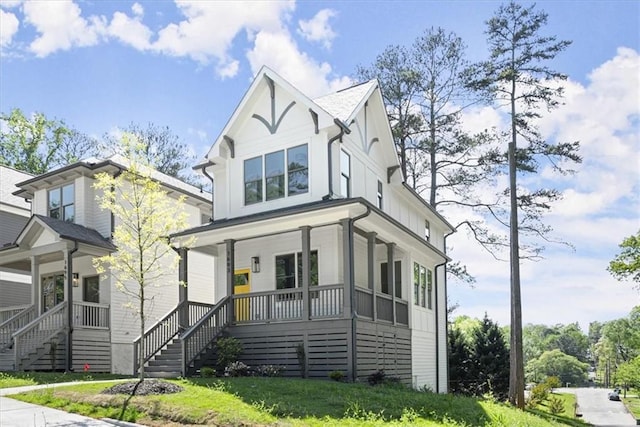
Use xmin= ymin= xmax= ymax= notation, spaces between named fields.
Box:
xmin=0 ymin=305 xmax=36 ymax=351
xmin=181 ymin=296 xmax=231 ymax=376
xmin=12 ymin=302 xmax=67 ymax=370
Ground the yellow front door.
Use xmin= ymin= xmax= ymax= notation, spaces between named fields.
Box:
xmin=234 ymin=269 xmax=251 ymax=321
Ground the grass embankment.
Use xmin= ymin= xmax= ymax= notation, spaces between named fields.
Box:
xmin=3 ymin=374 xmax=585 ymax=427
xmin=0 ymin=371 xmax=129 ymax=388
xmin=622 ymin=393 xmax=640 ymax=420
xmin=527 ymin=392 xmax=586 ymax=427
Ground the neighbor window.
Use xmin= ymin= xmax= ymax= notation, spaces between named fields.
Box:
xmin=244 ymin=144 xmax=309 ymax=205
xmin=377 ymin=180 xmax=383 ymax=209
xmin=427 ymin=269 xmax=433 ymax=310
xmin=413 ymin=263 xmax=420 ymax=306
xmin=275 ymin=250 xmax=318 ymax=289
xmin=48 ymin=183 xmax=75 ymax=222
xmin=42 ymin=273 xmax=64 ymax=312
xmin=340 ymin=149 xmax=350 ymax=197
xmin=380 ymin=260 xmax=402 ymax=298
xmin=83 ymin=276 xmax=100 ymax=304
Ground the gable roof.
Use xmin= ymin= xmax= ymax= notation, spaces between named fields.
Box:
xmin=17 ymin=215 xmax=117 ymax=251
xmin=313 ymin=80 xmax=379 ymax=124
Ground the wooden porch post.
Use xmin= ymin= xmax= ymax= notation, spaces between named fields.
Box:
xmin=64 ymin=247 xmax=76 ymax=372
xmin=300 ymin=226 xmax=311 ymax=320
xmin=31 ymin=256 xmax=40 ymax=312
xmin=367 ymin=232 xmax=377 ymax=321
xmin=225 ymin=240 xmax=235 ymax=323
xmin=178 ymin=248 xmax=189 ymax=330
xmin=341 ymin=218 xmax=357 ymax=382
xmin=386 ymin=243 xmax=396 ymax=326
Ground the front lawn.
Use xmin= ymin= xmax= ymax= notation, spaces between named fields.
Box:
xmin=6 ymin=376 xmax=585 ymax=426
xmin=0 ymin=371 xmax=129 ymax=389
xmin=622 ymin=393 xmax=640 ymax=420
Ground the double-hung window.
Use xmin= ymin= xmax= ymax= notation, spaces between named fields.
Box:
xmin=275 ymin=250 xmax=318 ymax=289
xmin=340 ymin=149 xmax=350 ymax=197
xmin=48 ymin=183 xmax=75 ymax=222
xmin=244 ymin=144 xmax=309 ymax=205
xmin=413 ymin=262 xmax=433 ymax=309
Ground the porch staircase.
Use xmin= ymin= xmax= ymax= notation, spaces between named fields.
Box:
xmin=136 ymin=297 xmax=231 ymax=378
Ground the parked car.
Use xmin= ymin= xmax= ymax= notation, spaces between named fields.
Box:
xmin=608 ymin=388 xmax=621 ymax=401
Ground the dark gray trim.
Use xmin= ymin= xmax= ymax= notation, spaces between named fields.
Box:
xmin=309 ymin=109 xmax=319 ymax=134
xmin=225 ymin=239 xmax=235 ymax=321
xmin=301 ymin=226 xmax=311 ymax=320
xmin=66 ymin=242 xmax=78 ymax=373
xmin=179 ymin=248 xmax=189 ymax=329
xmin=194 ymin=161 xmax=215 ymax=222
xmin=222 ymin=135 xmax=235 ymax=159
xmin=325 ymin=119 xmax=351 ymax=200
xmin=387 ymin=243 xmax=396 ymax=325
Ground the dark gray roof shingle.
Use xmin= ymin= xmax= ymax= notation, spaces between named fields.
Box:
xmin=34 ymin=215 xmax=116 ymax=251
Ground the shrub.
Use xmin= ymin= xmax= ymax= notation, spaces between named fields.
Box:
xmin=254 ymin=365 xmax=285 ymax=377
xmin=225 ymin=361 xmax=250 ymax=377
xmin=544 ymin=376 xmax=562 ymax=390
xmin=548 ymin=396 xmax=565 ymax=415
xmin=329 ymin=370 xmax=345 ymax=382
xmin=368 ymin=369 xmax=386 ymax=386
xmin=531 ymin=383 xmax=550 ymax=402
xmin=296 ymin=342 xmax=307 ymax=378
xmin=200 ymin=367 xmax=215 ymax=378
xmin=216 ymin=337 xmax=242 ymax=373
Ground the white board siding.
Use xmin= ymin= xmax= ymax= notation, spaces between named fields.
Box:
xmin=0 ymin=272 xmax=31 ymax=307
xmin=187 ymin=250 xmax=215 ymax=304
xmin=412 ymin=330 xmax=437 ymax=390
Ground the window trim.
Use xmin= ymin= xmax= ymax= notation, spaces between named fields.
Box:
xmin=275 ymin=250 xmax=319 ymax=289
xmin=48 ymin=183 xmax=75 ymax=222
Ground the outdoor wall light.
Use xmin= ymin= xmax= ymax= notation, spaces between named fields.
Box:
xmin=251 ymin=256 xmax=260 ymax=273
xmin=72 ymin=273 xmax=79 ymax=287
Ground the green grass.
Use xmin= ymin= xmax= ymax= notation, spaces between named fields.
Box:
xmin=527 ymin=392 xmax=586 ymax=427
xmin=4 ymin=374 xmax=584 ymax=426
xmin=622 ymin=393 xmax=640 ymax=419
xmin=0 ymin=371 xmax=128 ymax=389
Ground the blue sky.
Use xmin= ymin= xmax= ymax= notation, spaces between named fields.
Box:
xmin=1 ymin=0 xmax=638 ymax=331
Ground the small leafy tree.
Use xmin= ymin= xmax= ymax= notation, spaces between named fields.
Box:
xmin=608 ymin=230 xmax=640 ymax=290
xmin=93 ymin=134 xmax=194 ymax=381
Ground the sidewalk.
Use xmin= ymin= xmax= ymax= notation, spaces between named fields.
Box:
xmin=0 ymin=382 xmax=142 ymax=427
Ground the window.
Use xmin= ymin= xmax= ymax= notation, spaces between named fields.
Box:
xmin=340 ymin=149 xmax=350 ymax=197
xmin=425 ymin=220 xmax=431 ymax=242
xmin=42 ymin=273 xmax=64 ymax=312
xmin=266 ymin=150 xmax=285 ymax=200
xmin=244 ymin=156 xmax=262 ymax=204
xmin=244 ymin=144 xmax=309 ymax=205
xmin=48 ymin=183 xmax=75 ymax=222
xmin=380 ymin=260 xmax=402 ymax=298
xmin=288 ymin=144 xmax=309 ymax=195
xmin=414 ymin=262 xmax=433 ymax=309
xmin=276 ymin=250 xmax=318 ymax=289
xmin=377 ymin=180 xmax=383 ymax=209
xmin=83 ymin=276 xmax=100 ymax=303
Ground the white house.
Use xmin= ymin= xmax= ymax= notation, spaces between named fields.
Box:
xmin=0 ymin=157 xmax=213 ymax=374
xmin=167 ymin=67 xmax=454 ymax=391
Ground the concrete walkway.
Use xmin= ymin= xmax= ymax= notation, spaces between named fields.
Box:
xmin=0 ymin=382 xmax=142 ymax=427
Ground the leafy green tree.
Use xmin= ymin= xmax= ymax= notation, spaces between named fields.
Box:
xmin=526 ymin=349 xmax=588 ymax=386
xmin=472 ymin=1 xmax=579 ymax=408
xmin=468 ymin=314 xmax=510 ymax=399
xmin=608 ymin=231 xmax=640 ymax=290
xmin=448 ymin=326 xmax=473 ymax=394
xmin=0 ymin=108 xmax=70 ymax=174
xmin=93 ymin=134 xmax=195 ymax=381
xmin=102 ymin=122 xmax=197 ymax=183
xmin=615 ymin=356 xmax=640 ymax=395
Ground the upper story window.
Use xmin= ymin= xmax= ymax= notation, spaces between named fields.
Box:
xmin=48 ymin=183 xmax=75 ymax=222
xmin=340 ymin=149 xmax=350 ymax=197
xmin=244 ymin=144 xmax=308 ymax=205
xmin=425 ymin=220 xmax=431 ymax=242
xmin=377 ymin=180 xmax=383 ymax=209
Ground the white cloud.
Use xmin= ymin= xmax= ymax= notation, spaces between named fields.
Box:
xmin=0 ymin=8 xmax=19 ymax=47
xmin=23 ymin=0 xmax=107 ymax=56
xmin=246 ymin=29 xmax=352 ymax=98
xmin=151 ymin=0 xmax=295 ymax=76
xmin=297 ymin=9 xmax=337 ymax=50
xmin=108 ymin=4 xmax=152 ymax=51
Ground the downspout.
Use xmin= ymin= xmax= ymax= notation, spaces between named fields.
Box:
xmin=348 ymin=205 xmax=372 ymax=382
xmin=434 ymin=230 xmax=454 ymax=393
xmin=325 ymin=119 xmax=351 ymax=200
xmin=110 ymin=169 xmax=123 ymax=238
xmin=195 ymin=160 xmax=215 ymax=222
xmin=66 ymin=241 xmax=79 ymax=373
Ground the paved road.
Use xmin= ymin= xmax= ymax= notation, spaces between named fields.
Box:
xmin=558 ymin=387 xmax=637 ymax=427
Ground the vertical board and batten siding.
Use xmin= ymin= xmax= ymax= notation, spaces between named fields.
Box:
xmin=227 ymin=319 xmax=351 ymax=379
xmin=356 ymin=320 xmax=412 ymax=384
xmin=436 ymin=266 xmax=448 ymax=392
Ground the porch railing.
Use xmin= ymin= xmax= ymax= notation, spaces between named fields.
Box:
xmin=181 ymin=296 xmax=231 ymax=376
xmin=231 ymin=284 xmax=343 ymax=324
xmin=72 ymin=302 xmax=110 ymax=329
xmin=355 ymin=288 xmax=409 ymax=326
xmin=0 ymin=304 xmax=31 ymax=324
xmin=0 ymin=305 xmax=36 ymax=351
xmin=13 ymin=302 xmax=67 ymax=368
xmin=133 ymin=301 xmax=214 ymax=375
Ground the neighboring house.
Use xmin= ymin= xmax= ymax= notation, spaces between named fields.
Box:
xmin=0 ymin=165 xmax=33 ymax=310
xmin=166 ymin=67 xmax=455 ymax=391
xmin=0 ymin=157 xmax=213 ymax=374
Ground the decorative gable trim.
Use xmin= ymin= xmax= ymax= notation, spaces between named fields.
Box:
xmin=251 ymin=74 xmax=296 ymax=135
xmin=222 ymin=135 xmax=235 ymax=159
xmin=387 ymin=165 xmax=401 ymax=183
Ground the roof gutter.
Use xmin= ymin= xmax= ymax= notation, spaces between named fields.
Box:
xmin=194 ymin=160 xmax=215 ymax=222
xmin=324 ymin=119 xmax=351 ymax=200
